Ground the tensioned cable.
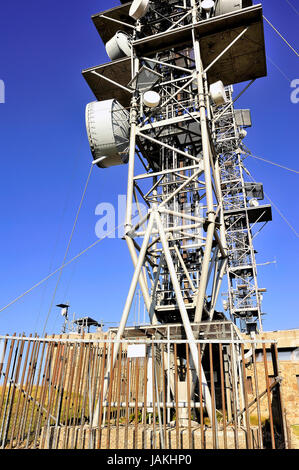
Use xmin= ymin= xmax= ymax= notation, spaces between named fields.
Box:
xmin=0 ymin=220 xmax=126 ymax=316
xmin=263 ymin=16 xmax=299 ymax=57
xmin=244 ymin=167 xmax=299 ymax=239
xmin=284 ymin=0 xmax=299 ymax=16
xmin=248 ymin=154 xmax=299 ymax=175
xmin=34 ymin=151 xmax=82 ymax=332
xmin=266 ymin=55 xmax=292 ymax=83
xmin=42 ymin=163 xmax=94 ymax=335
xmin=261 ymin=191 xmax=299 ymax=239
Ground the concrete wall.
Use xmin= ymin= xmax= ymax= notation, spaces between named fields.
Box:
xmin=255 ymin=329 xmax=299 ymax=427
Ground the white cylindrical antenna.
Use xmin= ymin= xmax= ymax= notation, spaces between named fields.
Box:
xmin=239 ymin=128 xmax=247 ymax=139
xmin=201 ymin=0 xmax=215 ymax=18
xmin=143 ymin=90 xmax=161 ymax=108
xmin=209 ymin=80 xmax=227 ymax=106
xmin=201 ymin=0 xmax=215 ymax=12
xmin=249 ymin=198 xmax=259 ymax=207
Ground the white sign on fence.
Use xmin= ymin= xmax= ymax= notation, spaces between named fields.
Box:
xmin=127 ymin=344 xmax=146 ymax=358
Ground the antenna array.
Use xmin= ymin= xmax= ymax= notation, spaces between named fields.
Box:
xmin=83 ymin=0 xmax=271 ymax=425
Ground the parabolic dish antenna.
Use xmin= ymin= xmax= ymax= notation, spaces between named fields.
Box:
xmin=129 ymin=0 xmax=150 ymax=20
xmin=85 ymin=99 xmax=130 ymax=168
xmin=105 ymin=31 xmax=132 ymax=61
xmin=215 ymin=0 xmax=252 ymax=16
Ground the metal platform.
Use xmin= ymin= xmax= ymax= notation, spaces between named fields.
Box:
xmin=228 ymin=264 xmax=254 ymax=278
xmin=82 ymin=5 xmax=267 ymax=106
xmin=92 ymin=3 xmax=134 ymax=45
xmin=155 ymin=302 xmax=197 ymax=324
xmin=109 ymin=319 xmax=241 ymax=341
xmin=224 ymin=204 xmax=272 ymax=224
xmin=82 ymin=57 xmax=131 ymax=107
xmin=133 ymin=5 xmax=267 ymax=85
xmin=233 ymin=307 xmax=259 ymax=317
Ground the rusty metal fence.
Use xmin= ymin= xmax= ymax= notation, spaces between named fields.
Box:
xmin=0 ymin=334 xmax=288 ymax=449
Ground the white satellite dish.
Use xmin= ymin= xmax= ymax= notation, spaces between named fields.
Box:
xmin=129 ymin=0 xmax=150 ymax=20
xmin=85 ymin=99 xmax=130 ymax=168
xmin=209 ymin=80 xmax=227 ymax=106
xmin=201 ymin=0 xmax=215 ymax=12
xmin=143 ymin=90 xmax=161 ymax=108
xmin=105 ymin=31 xmax=132 ymax=61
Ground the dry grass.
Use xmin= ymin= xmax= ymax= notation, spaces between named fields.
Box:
xmin=0 ymin=385 xmax=90 ymax=447
xmin=249 ymin=414 xmax=268 ymax=426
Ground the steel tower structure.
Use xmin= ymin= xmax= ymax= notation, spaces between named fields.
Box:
xmin=83 ymin=0 xmax=269 ymax=424
xmin=213 ymin=86 xmax=272 ymax=334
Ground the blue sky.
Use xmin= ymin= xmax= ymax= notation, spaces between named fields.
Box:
xmin=0 ymin=0 xmax=298 ymax=336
